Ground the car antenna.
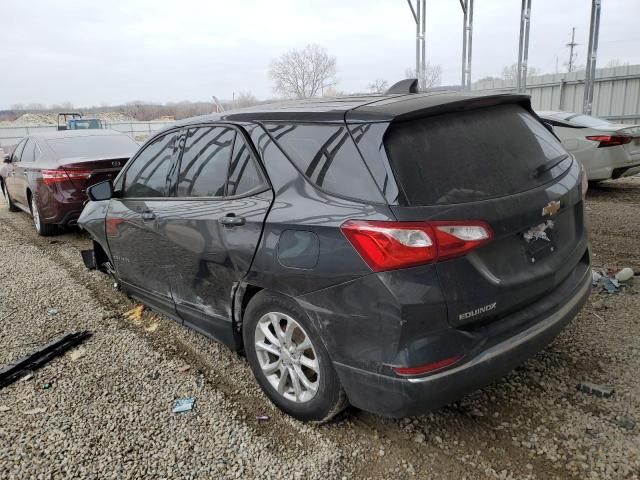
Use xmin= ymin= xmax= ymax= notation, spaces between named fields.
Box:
xmin=385 ymin=78 xmax=419 ymax=94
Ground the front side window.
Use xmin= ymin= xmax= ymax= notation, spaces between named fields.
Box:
xmin=177 ymin=126 xmax=235 ymax=198
xmin=123 ymin=131 xmax=178 ymax=198
xmin=265 ymin=123 xmax=383 ymax=203
xmin=12 ymin=139 xmax=27 ymax=163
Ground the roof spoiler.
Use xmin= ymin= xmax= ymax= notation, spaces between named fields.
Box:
xmin=386 ymin=78 xmax=419 ymax=95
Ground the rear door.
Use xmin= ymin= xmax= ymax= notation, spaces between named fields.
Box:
xmin=162 ymin=124 xmax=273 ymax=345
xmin=13 ymin=138 xmax=36 ymax=206
xmin=381 ymin=103 xmax=589 ymax=328
xmin=106 ymin=129 xmax=180 ymax=314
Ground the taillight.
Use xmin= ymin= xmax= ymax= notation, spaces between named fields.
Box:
xmin=585 ymin=135 xmax=632 ymax=148
xmin=41 ymin=169 xmax=92 ymax=185
xmin=340 ymin=220 xmax=493 ymax=272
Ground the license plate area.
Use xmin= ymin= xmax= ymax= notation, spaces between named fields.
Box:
xmin=523 ymin=220 xmax=558 ymax=264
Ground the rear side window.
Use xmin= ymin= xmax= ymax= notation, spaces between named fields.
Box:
xmin=124 ymin=131 xmax=178 ymax=198
xmin=227 ymin=136 xmax=264 ymax=196
xmin=384 ymin=104 xmax=569 ymax=205
xmin=177 ymin=126 xmax=235 ymax=198
xmin=265 ymin=123 xmax=383 ymax=203
xmin=21 ymin=140 xmax=36 ymax=163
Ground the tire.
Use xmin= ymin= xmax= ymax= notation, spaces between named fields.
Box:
xmin=2 ymin=182 xmax=19 ymax=212
xmin=30 ymin=195 xmax=57 ymax=236
xmin=243 ymin=290 xmax=348 ymax=422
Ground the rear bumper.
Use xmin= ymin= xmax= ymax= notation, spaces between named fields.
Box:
xmin=333 ymin=252 xmax=591 ymax=417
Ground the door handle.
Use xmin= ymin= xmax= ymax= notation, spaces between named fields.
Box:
xmin=219 ymin=214 xmax=246 ymax=227
xmin=141 ymin=210 xmax=156 ymax=221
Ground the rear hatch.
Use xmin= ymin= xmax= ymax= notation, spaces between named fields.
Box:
xmin=382 ymin=102 xmax=588 ymax=328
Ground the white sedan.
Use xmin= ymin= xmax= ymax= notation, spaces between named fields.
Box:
xmin=538 ymin=111 xmax=640 ymax=182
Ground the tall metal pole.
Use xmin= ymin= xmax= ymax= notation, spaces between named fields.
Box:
xmin=466 ymin=0 xmax=474 ymax=90
xmin=415 ymin=0 xmax=421 ymax=86
xmin=567 ymin=27 xmax=578 ymax=72
xmin=461 ymin=0 xmax=468 ymax=87
xmin=420 ymin=0 xmax=426 ymax=89
xmin=583 ymin=0 xmax=601 ymax=114
xmin=517 ymin=0 xmax=532 ymax=93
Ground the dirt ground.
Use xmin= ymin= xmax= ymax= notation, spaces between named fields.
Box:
xmin=1 ymin=178 xmax=639 ymax=479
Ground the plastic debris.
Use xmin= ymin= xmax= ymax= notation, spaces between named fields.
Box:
xmin=256 ymin=414 xmax=269 ymax=422
xmin=144 ymin=322 xmax=159 ymax=332
xmin=42 ymin=382 xmax=52 ymax=389
xmin=602 ymin=277 xmax=619 ymax=294
xmin=47 ymin=308 xmax=58 ymax=316
xmin=67 ymin=347 xmax=86 ymax=362
xmin=23 ymin=407 xmax=47 ymax=415
xmin=577 ymin=382 xmax=614 ymax=398
xmin=615 ymin=267 xmax=634 ymax=282
xmin=124 ymin=305 xmax=144 ymax=323
xmin=21 ymin=372 xmax=34 ymax=382
xmin=591 ymin=270 xmax=602 ymax=286
xmin=173 ymin=397 xmax=195 ymax=413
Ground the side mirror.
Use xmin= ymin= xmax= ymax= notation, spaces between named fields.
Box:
xmin=87 ymin=180 xmax=113 ymax=201
xmin=3 ymin=154 xmax=11 ymax=164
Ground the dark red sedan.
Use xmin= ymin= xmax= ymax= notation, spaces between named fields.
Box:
xmin=1 ymin=130 xmax=139 ymax=235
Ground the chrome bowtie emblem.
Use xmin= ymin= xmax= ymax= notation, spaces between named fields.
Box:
xmin=542 ymin=200 xmax=560 ymax=217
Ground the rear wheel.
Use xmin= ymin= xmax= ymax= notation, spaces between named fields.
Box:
xmin=30 ymin=195 xmax=57 ymax=236
xmin=243 ymin=291 xmax=348 ymax=422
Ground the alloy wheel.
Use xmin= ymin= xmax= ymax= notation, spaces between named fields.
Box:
xmin=254 ymin=311 xmax=320 ymax=403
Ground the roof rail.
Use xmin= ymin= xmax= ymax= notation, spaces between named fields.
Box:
xmin=385 ymin=78 xmax=419 ymax=94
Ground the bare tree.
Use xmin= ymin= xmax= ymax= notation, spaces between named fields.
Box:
xmin=269 ymin=44 xmax=337 ymax=98
xmin=404 ymin=63 xmax=443 ymax=89
xmin=367 ymin=79 xmax=388 ymax=94
xmin=605 ymin=58 xmax=629 ymax=68
xmin=501 ymin=63 xmax=540 ymax=81
xmin=234 ymin=91 xmax=258 ymax=108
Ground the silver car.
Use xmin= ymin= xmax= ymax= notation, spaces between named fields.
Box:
xmin=539 ymin=111 xmax=640 ymax=182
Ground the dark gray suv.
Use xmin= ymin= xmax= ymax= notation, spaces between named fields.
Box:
xmin=79 ymin=86 xmax=591 ymax=422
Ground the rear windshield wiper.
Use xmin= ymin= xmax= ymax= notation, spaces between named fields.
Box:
xmin=532 ymin=154 xmax=570 ymax=178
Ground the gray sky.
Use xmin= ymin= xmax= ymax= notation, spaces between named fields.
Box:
xmin=1 ymin=0 xmax=639 ymax=108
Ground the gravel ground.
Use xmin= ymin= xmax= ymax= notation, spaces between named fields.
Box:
xmin=0 ymin=178 xmax=639 ymax=479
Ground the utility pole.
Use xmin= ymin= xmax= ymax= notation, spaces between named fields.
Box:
xmin=566 ymin=27 xmax=578 ymax=72
xmin=407 ymin=0 xmax=426 ymax=90
xmin=583 ymin=0 xmax=602 ymax=114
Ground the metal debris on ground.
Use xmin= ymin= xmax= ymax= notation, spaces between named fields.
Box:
xmin=123 ymin=305 xmax=144 ymax=323
xmin=173 ymin=397 xmax=195 ymax=413
xmin=610 ymin=415 xmax=636 ymax=431
xmin=256 ymin=414 xmax=269 ymax=422
xmin=0 ymin=331 xmax=92 ymax=389
xmin=577 ymin=382 xmax=614 ymax=398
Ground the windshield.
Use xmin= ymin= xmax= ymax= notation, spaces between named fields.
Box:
xmin=73 ymin=119 xmax=103 ymax=129
xmin=567 ymin=114 xmax=612 ymax=128
xmin=48 ymin=135 xmax=138 ymax=159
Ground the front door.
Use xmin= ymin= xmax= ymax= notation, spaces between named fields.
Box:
xmin=106 ymin=129 xmax=181 ymax=315
xmin=161 ymin=125 xmax=273 ymax=345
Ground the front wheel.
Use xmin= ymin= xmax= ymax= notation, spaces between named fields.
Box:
xmin=243 ymin=291 xmax=348 ymax=422
xmin=30 ymin=195 xmax=57 ymax=236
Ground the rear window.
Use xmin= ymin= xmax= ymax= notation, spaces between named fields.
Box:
xmin=384 ymin=104 xmax=570 ymax=205
xmin=48 ymin=135 xmax=138 ymax=159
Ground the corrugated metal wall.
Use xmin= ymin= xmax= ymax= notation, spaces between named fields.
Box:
xmin=473 ymin=64 xmax=640 ymax=124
